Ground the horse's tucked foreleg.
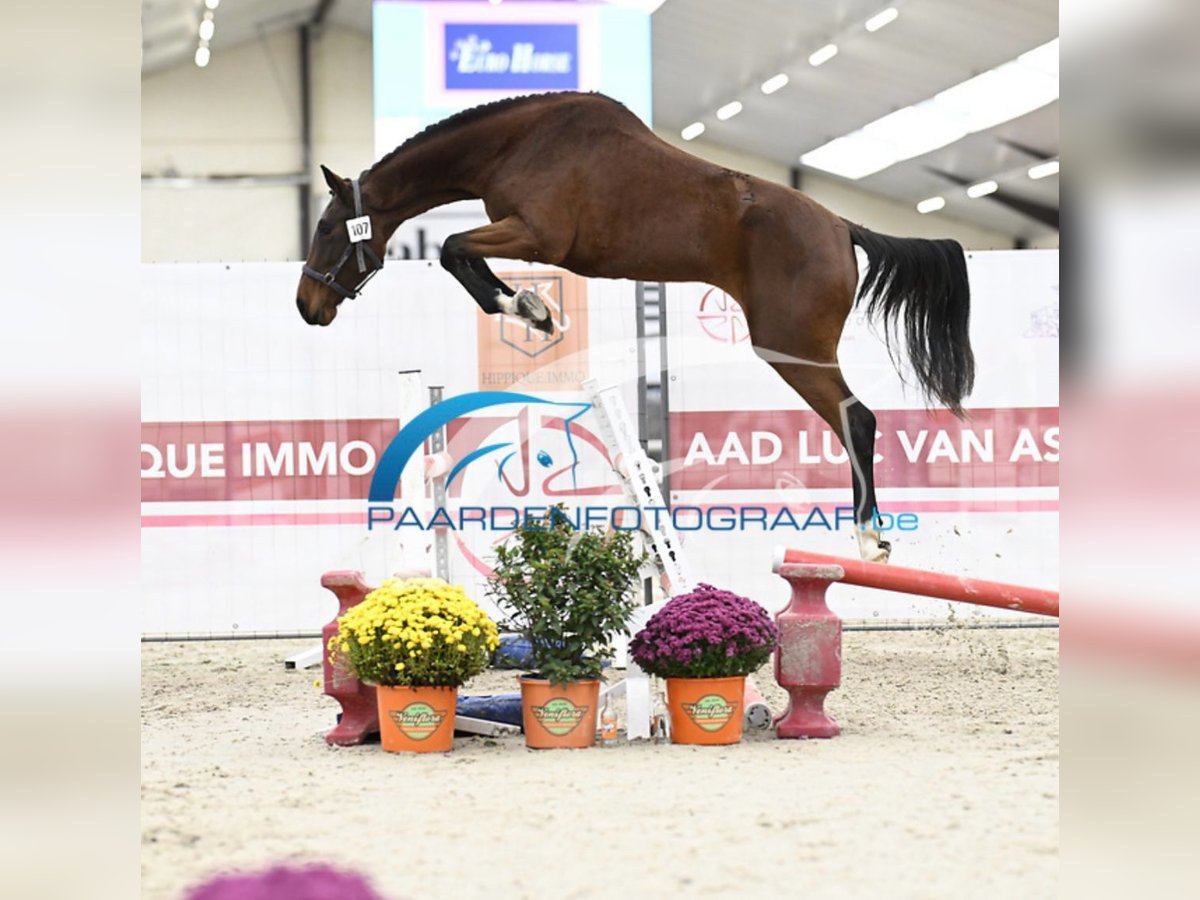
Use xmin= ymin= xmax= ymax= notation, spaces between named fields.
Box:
xmin=438 ymin=252 xmax=504 ymax=313
xmin=769 ymin=361 xmax=891 ymax=564
xmin=465 ymin=258 xmax=513 ymax=299
xmin=440 ymin=216 xmax=555 ymax=334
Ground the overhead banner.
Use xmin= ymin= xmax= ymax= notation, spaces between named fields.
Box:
xmin=374 ymin=0 xmax=651 ymax=148
xmin=442 ymin=22 xmax=581 ymax=92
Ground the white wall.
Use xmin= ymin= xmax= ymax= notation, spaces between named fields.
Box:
xmin=1026 ymin=231 xmax=1060 ymax=249
xmin=142 ymin=26 xmax=375 ymax=263
xmin=141 ymin=186 xmax=300 ymax=263
xmin=311 ymin=27 xmax=376 ymax=201
xmin=143 ymin=29 xmax=303 ymax=176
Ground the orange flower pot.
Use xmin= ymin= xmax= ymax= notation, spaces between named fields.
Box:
xmin=520 ymin=677 xmax=599 ymax=749
xmin=375 ymin=685 xmax=457 ymax=753
xmin=666 ymin=676 xmax=745 ymax=745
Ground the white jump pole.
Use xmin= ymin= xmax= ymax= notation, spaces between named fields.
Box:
xmin=393 ymin=370 xmax=433 ymax=579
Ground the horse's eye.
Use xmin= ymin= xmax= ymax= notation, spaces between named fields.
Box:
xmin=317 ymin=221 xmax=332 ymax=236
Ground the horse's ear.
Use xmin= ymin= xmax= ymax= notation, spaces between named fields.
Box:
xmin=320 ymin=164 xmax=352 ymax=204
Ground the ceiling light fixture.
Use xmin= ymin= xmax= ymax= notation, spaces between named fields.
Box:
xmin=681 ymin=121 xmax=705 ymax=141
xmin=194 ymin=44 xmax=210 ymax=68
xmin=1028 ymin=160 xmax=1059 ymax=179
xmin=199 ymin=15 xmax=214 ymax=41
xmin=761 ymin=73 xmax=789 ymax=95
xmin=716 ymin=101 xmax=743 ymax=121
xmin=865 ymin=8 xmax=899 ymax=32
xmin=205 ymin=0 xmax=219 ymax=8
xmin=800 ymin=38 xmax=1059 ymax=179
xmin=966 ymin=180 xmax=999 ymax=198
xmin=808 ymin=44 xmax=838 ymax=67
xmin=916 ymin=196 xmax=946 ymax=214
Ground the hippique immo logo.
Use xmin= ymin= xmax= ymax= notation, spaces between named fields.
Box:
xmin=478 ymin=271 xmax=590 ymax=391
xmin=389 ymin=702 xmax=449 ymax=741
xmin=530 ymin=697 xmax=588 ymax=736
xmin=681 ymin=694 xmax=738 ymax=732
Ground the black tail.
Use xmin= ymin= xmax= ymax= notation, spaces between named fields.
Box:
xmin=845 ymin=221 xmax=975 ymax=416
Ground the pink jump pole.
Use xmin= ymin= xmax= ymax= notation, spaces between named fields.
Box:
xmin=774 ymin=548 xmax=1060 ymax=618
xmin=320 ymin=571 xmax=379 ymax=746
xmin=771 ymin=550 xmax=1060 ymax=740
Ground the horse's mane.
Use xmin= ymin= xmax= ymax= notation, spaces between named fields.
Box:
xmin=367 ymin=91 xmax=624 ymax=175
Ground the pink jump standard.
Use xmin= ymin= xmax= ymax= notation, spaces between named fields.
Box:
xmin=320 ymin=571 xmax=380 ymax=746
xmin=774 ymin=563 xmax=846 ymax=739
xmin=771 ymin=549 xmax=1060 ymax=739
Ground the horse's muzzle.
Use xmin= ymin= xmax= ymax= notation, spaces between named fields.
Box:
xmin=296 ymin=296 xmax=333 ymax=326
xmin=296 ymin=296 xmax=316 ymax=325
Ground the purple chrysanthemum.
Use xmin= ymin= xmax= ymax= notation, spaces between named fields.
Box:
xmin=183 ymin=864 xmax=389 ymax=900
xmin=629 ymin=584 xmax=778 ymax=678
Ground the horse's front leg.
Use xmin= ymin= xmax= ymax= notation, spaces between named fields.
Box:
xmin=439 ymin=217 xmax=555 ymax=334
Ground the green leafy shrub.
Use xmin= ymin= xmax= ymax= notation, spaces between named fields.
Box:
xmin=488 ymin=508 xmax=645 ymax=685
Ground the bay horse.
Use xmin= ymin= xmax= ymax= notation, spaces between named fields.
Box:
xmin=296 ymin=91 xmax=974 ymax=563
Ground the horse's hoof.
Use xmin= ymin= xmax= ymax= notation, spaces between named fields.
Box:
xmin=856 ymin=529 xmax=892 ymax=564
xmin=514 ymin=288 xmax=552 ymax=333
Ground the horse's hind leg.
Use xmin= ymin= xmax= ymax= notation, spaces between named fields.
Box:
xmin=767 ymin=358 xmax=891 ymax=563
xmin=439 ymin=216 xmax=556 ymax=334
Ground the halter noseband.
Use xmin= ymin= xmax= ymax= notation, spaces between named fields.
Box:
xmin=302 ymin=177 xmax=383 ymax=300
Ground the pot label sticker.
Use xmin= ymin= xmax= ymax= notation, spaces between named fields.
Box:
xmin=681 ymin=694 xmax=739 ymax=732
xmin=389 ymin=702 xmax=448 ymax=741
xmin=530 ymin=697 xmax=588 ymax=736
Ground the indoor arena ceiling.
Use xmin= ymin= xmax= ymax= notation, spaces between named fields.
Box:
xmin=142 ymin=0 xmax=1060 ymax=242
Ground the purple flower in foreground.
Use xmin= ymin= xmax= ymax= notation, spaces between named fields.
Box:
xmin=184 ymin=864 xmax=390 ymax=900
xmin=629 ymin=583 xmax=778 ymax=679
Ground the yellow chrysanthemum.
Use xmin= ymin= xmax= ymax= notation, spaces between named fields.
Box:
xmin=333 ymin=577 xmax=499 ymax=687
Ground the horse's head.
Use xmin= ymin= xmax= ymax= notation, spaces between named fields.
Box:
xmin=296 ymin=165 xmax=385 ymax=326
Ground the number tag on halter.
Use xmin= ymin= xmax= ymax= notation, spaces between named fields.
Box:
xmin=346 ymin=216 xmax=372 ymax=243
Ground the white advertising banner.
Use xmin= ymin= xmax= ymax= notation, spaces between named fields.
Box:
xmin=141 ymin=251 xmax=1058 ymax=637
